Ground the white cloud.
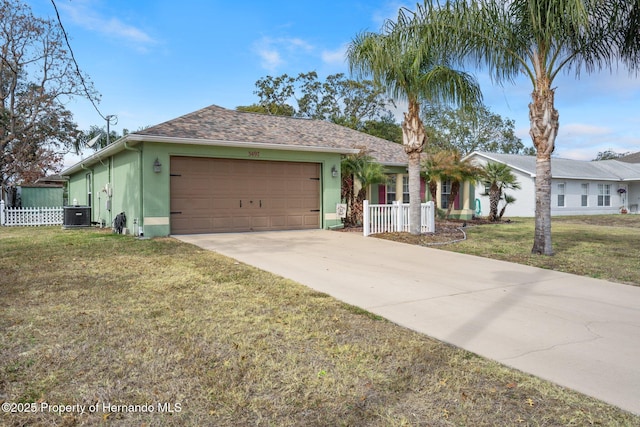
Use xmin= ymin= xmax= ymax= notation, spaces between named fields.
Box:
xmin=371 ymin=1 xmax=414 ymax=28
xmin=321 ymin=44 xmax=347 ymax=67
xmin=253 ymin=36 xmax=315 ymax=72
xmin=58 ymin=1 xmax=156 ymax=51
xmin=102 ymin=17 xmax=155 ymax=45
xmin=286 ymin=38 xmax=314 ymax=52
xmin=553 ymin=122 xmax=630 ymax=160
xmin=257 ymin=47 xmax=283 ymax=72
xmin=560 ymin=123 xmax=612 ymax=136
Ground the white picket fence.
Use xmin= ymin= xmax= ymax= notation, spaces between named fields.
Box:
xmin=0 ymin=200 xmax=63 ymax=226
xmin=363 ymin=200 xmax=435 ymax=236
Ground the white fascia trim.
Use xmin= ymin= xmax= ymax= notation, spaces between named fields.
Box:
xmin=61 ymin=137 xmax=131 ymax=176
xmin=552 ymin=175 xmax=622 ymax=181
xmin=126 ymin=134 xmax=360 ymax=155
xmin=61 ymin=134 xmax=360 ymax=176
xmin=467 ymin=151 xmax=536 ymax=178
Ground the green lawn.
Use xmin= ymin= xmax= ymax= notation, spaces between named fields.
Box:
xmin=443 ymin=215 xmax=640 ymax=286
xmin=1 ymin=226 xmax=639 ymax=426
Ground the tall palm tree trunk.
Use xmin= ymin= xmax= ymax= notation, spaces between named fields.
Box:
xmin=429 ymin=180 xmax=438 ymax=210
xmin=529 ymin=79 xmax=559 ymax=256
xmin=402 ymin=100 xmax=426 ymax=235
xmin=445 ymin=180 xmax=460 ymax=219
xmin=488 ymin=183 xmax=501 ymax=222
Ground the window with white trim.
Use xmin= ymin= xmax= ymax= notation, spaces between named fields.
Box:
xmin=597 ymin=184 xmax=611 ymax=206
xmin=557 ymin=183 xmax=565 ymax=207
xmin=402 ymin=176 xmax=410 ymax=203
xmin=441 ymin=180 xmax=451 ymax=209
xmin=386 ymin=175 xmax=396 ymax=204
xmin=581 ymin=183 xmax=589 ymax=207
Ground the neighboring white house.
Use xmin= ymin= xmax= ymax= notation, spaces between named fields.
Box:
xmin=465 ymin=151 xmax=640 ymax=217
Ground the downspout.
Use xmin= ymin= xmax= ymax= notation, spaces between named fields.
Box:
xmin=124 ymin=141 xmax=144 ymax=236
xmin=108 ymin=156 xmax=113 ymax=227
xmin=80 ymin=164 xmax=93 ymax=222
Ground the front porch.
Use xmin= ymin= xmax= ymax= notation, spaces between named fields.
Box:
xmin=366 ymin=171 xmax=476 ymax=220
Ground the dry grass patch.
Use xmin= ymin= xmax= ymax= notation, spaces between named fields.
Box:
xmin=1 ymin=227 xmax=639 ymax=426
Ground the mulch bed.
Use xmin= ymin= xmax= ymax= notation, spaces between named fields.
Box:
xmin=337 ymin=218 xmax=497 ymax=246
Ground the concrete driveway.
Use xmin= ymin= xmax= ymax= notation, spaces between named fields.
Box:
xmin=175 ymin=229 xmax=640 ymax=415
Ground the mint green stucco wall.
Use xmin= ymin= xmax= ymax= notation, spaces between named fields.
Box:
xmin=66 ymin=148 xmax=140 ymax=230
xmin=67 ymin=141 xmax=344 ymax=237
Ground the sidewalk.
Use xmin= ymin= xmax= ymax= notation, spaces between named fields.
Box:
xmin=175 ymin=230 xmax=640 ymax=415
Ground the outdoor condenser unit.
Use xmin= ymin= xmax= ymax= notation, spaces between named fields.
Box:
xmin=63 ymin=206 xmax=91 ymax=228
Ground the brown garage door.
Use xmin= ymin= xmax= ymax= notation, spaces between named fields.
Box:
xmin=170 ymin=157 xmax=321 ymax=234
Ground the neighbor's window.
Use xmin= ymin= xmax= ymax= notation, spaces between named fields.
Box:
xmin=402 ymin=176 xmax=410 ymax=203
xmin=386 ymin=175 xmax=396 ymax=204
xmin=557 ymin=183 xmax=565 ymax=207
xmin=581 ymin=183 xmax=589 ymax=207
xmin=441 ymin=180 xmax=451 ymax=209
xmin=597 ymin=184 xmax=611 ymax=206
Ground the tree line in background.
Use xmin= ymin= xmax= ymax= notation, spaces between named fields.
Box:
xmin=236 ymin=71 xmax=403 ymax=144
xmin=236 ymin=71 xmax=533 ymax=157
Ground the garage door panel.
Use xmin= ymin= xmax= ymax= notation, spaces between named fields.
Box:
xmin=304 ymin=215 xmax=320 ymax=226
xmin=215 ymin=197 xmax=241 ymax=209
xmin=302 ymin=199 xmax=319 ymax=209
xmin=286 ymin=199 xmax=302 ymax=209
xmin=211 ymin=217 xmax=232 ymax=230
xmin=171 ymin=157 xmax=320 ymax=233
xmin=287 ymin=215 xmax=303 ymax=227
xmin=269 ymin=216 xmax=286 ymax=227
xmin=302 ymin=180 xmax=320 ymax=192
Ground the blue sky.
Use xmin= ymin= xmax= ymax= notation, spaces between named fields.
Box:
xmin=29 ymin=0 xmax=640 ymax=166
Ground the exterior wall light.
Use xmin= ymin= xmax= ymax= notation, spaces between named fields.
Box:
xmin=331 ymin=165 xmax=338 ymax=178
xmin=153 ymin=158 xmax=162 ymax=173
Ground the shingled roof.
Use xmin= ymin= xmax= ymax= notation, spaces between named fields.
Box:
xmin=469 ymin=152 xmax=640 ymax=181
xmin=133 ymin=104 xmax=408 ymax=165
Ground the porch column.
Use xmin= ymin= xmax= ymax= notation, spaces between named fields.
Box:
xmin=395 ymin=174 xmax=403 ymax=202
xmin=462 ymin=181 xmax=470 ymax=210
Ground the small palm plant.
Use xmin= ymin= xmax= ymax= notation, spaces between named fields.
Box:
xmin=341 ymin=151 xmax=387 ymax=226
xmin=498 ymin=194 xmax=517 ymax=221
xmin=483 ymin=162 xmax=521 ymax=222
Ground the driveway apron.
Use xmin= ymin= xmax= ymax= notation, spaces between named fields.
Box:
xmin=175 ymin=229 xmax=640 ymax=415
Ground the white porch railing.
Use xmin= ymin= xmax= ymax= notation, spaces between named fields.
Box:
xmin=1 ymin=200 xmax=63 ymax=226
xmin=363 ymin=200 xmax=435 ymax=236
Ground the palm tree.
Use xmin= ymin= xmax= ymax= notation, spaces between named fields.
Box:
xmin=341 ymin=152 xmax=387 ymax=226
xmin=401 ymin=0 xmax=640 ymax=253
xmin=347 ymin=15 xmax=482 ymax=235
xmin=424 ymin=151 xmax=483 ymax=219
xmin=483 ymin=162 xmax=521 ymax=222
xmin=422 ymin=150 xmax=450 ymax=211
xmin=498 ymin=194 xmax=517 ymax=220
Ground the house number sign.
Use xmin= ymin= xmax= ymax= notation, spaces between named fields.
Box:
xmin=248 ymin=151 xmax=260 ymax=157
